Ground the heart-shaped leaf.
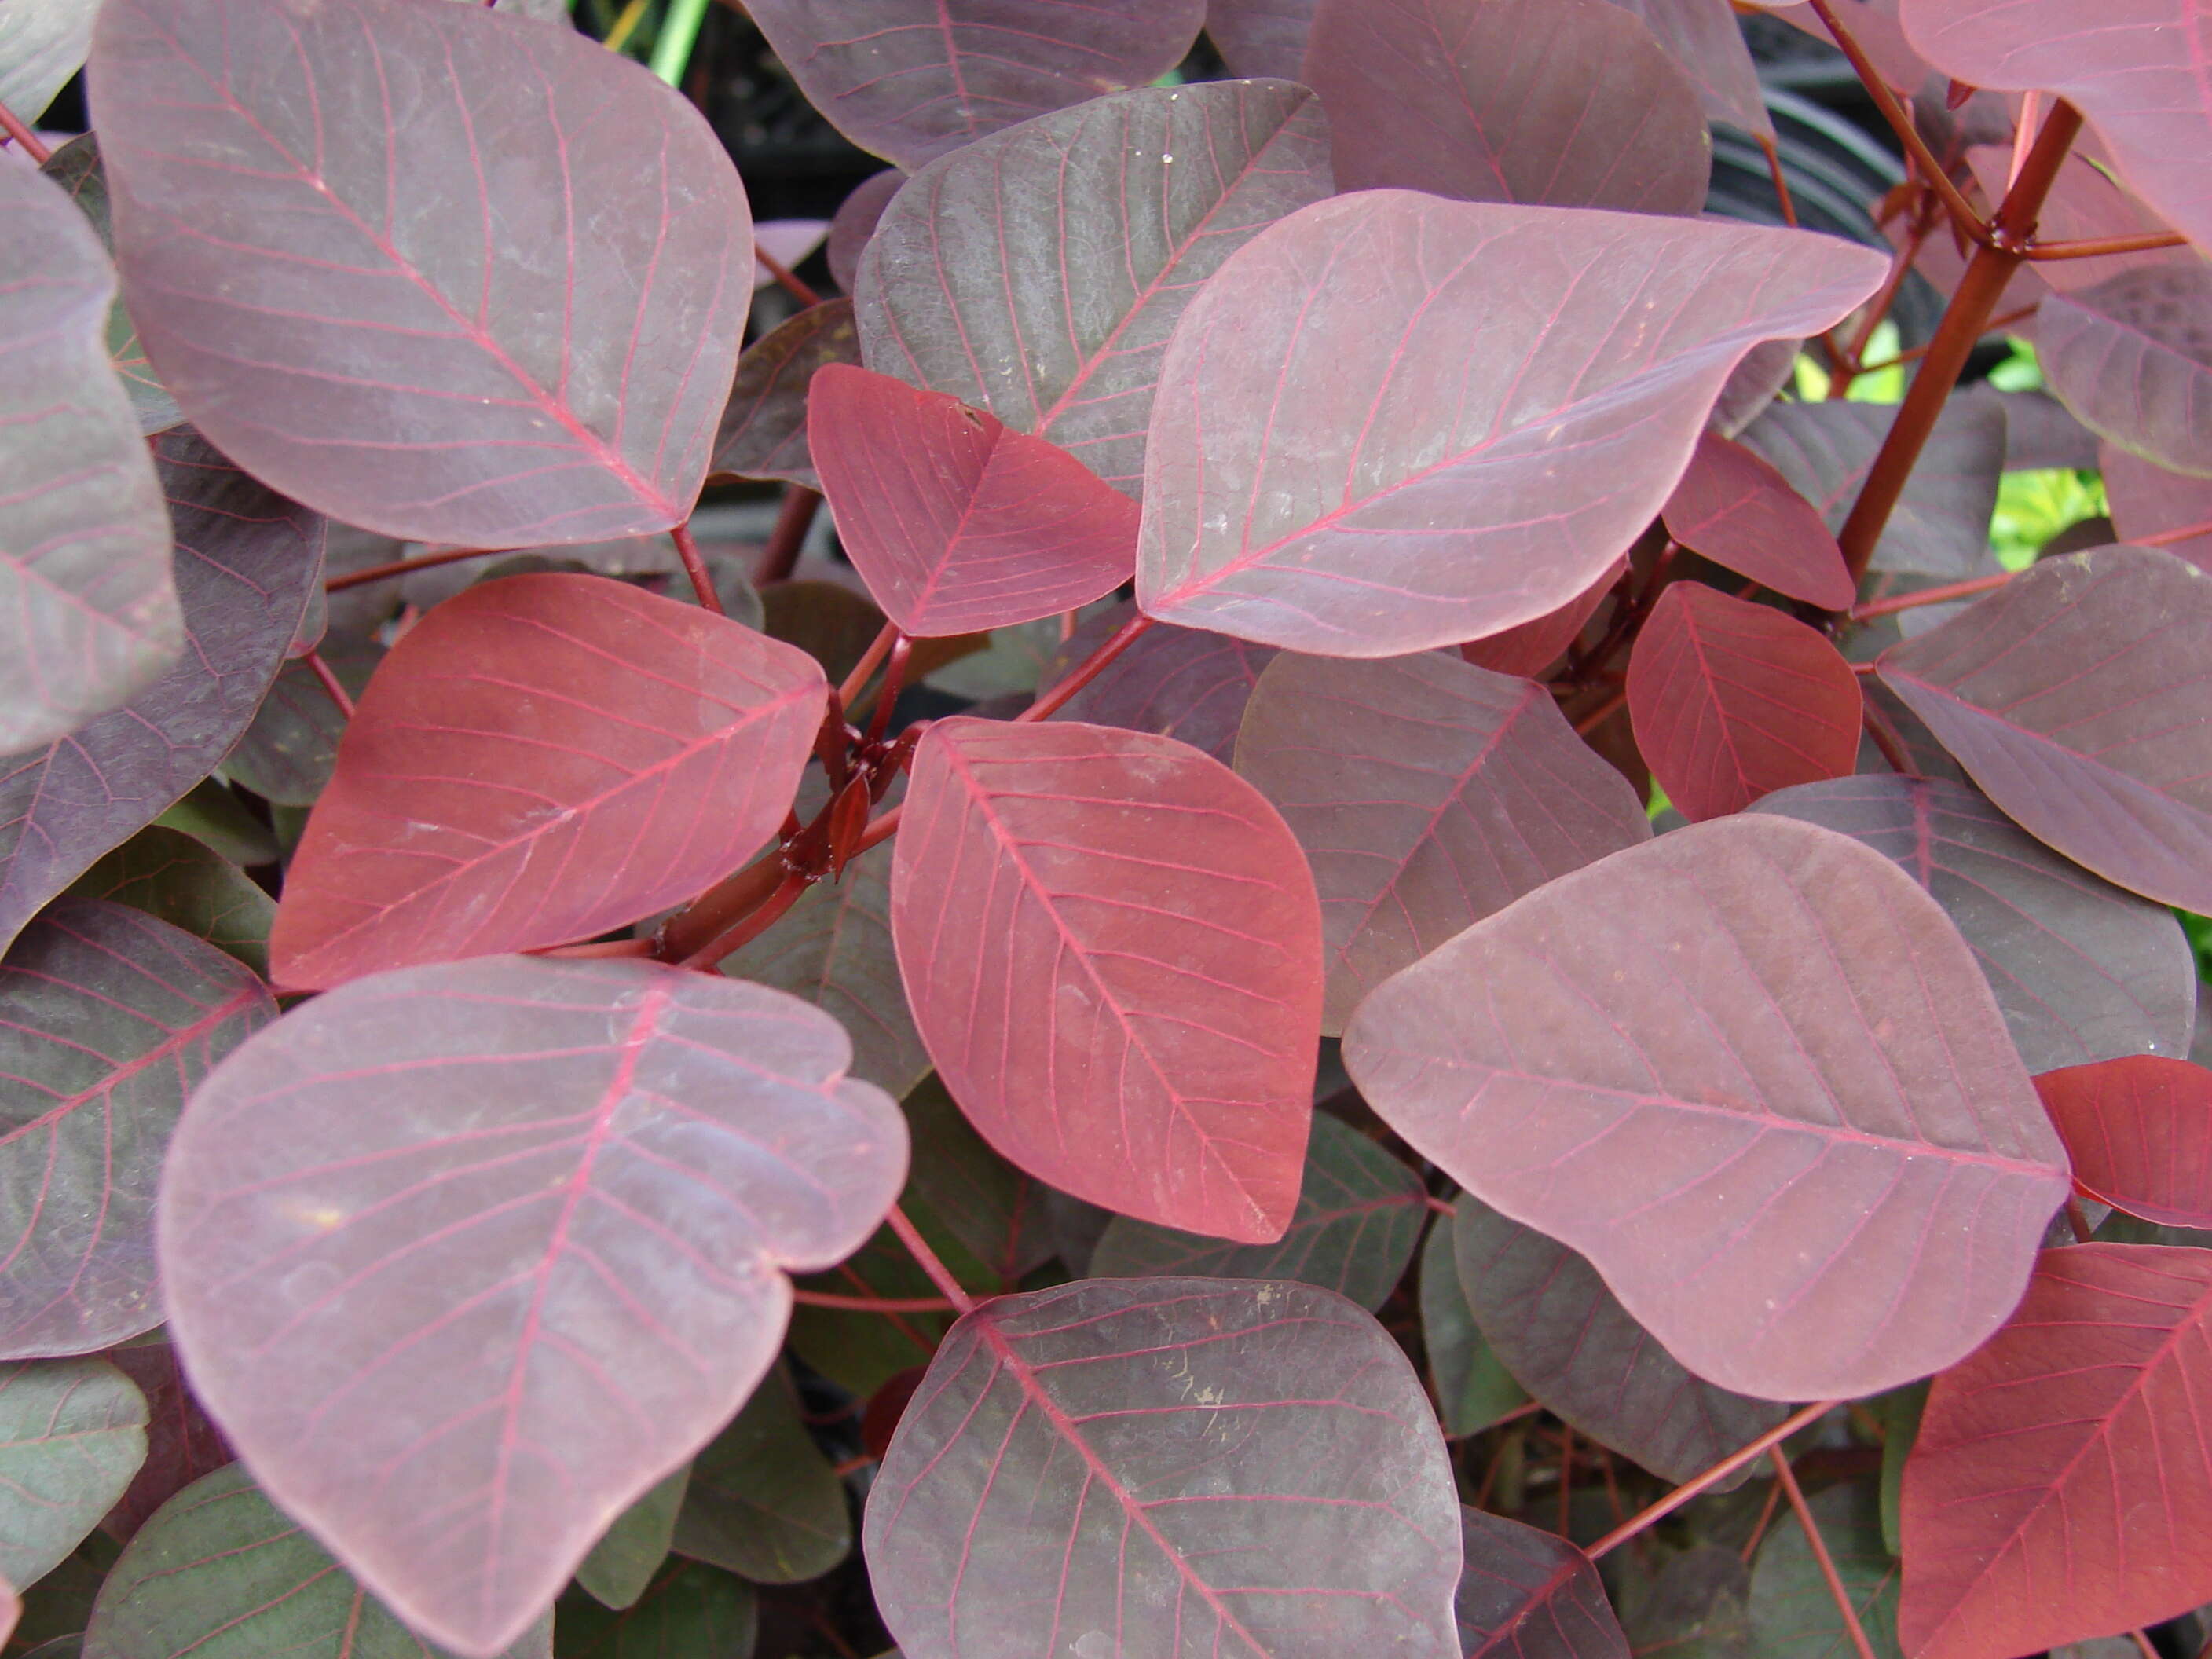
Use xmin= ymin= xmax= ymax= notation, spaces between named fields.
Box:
xmin=1899 ymin=1244 xmax=2212 ymax=1659
xmin=2104 ymin=445 xmax=2212 ymax=570
xmin=0 ymin=1359 xmax=146 ymax=1588
xmin=1043 ymin=606 xmax=1277 ymax=762
xmin=157 ymin=955 xmax=906 ymax=1655
xmin=709 ymin=300 xmax=861 ymax=491
xmin=1454 ymin=1506 xmax=1628 ymax=1658
xmin=892 ymin=717 xmax=1322 ymax=1242
xmin=1661 ymin=430 xmax=1857 ymax=609
xmin=1234 ymin=650 xmax=1650 ymax=1032
xmin=90 ymin=0 xmax=750 ymax=547
xmin=1877 ymin=544 xmax=2212 ymax=913
xmin=808 ymin=366 xmax=1139 ymax=635
xmin=2035 ymin=1057 xmax=2212 ymax=1229
xmin=1344 ymin=814 xmax=2071 ymax=1401
xmin=670 ymin=1364 xmax=848 ymax=1586
xmin=64 ymin=828 xmax=276 ymax=980
xmin=269 ymin=573 xmax=824 ymax=990
xmin=2037 ymin=266 xmax=2212 ymax=478
xmin=1137 ymin=192 xmax=1887 ymax=655
xmin=865 ymin=1277 xmax=1464 ymax=1658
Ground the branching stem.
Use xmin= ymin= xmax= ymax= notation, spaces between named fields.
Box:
xmin=1772 ymin=1448 xmax=1879 ymax=1659
xmin=1587 ymin=1401 xmax=1834 ymax=1559
xmin=887 ymin=1204 xmax=976 ymax=1316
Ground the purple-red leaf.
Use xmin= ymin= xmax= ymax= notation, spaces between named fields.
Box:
xmin=1042 ymin=605 xmax=1276 ymax=762
xmin=1456 ymin=561 xmax=1623 ymax=679
xmin=826 ymin=170 xmax=903 ymax=295
xmin=890 ymin=717 xmax=1322 ymax=1242
xmin=1899 ymin=1244 xmax=2212 ymax=1659
xmin=2036 ymin=266 xmax=2212 ymax=478
xmin=1877 ymin=544 xmax=2212 ymax=913
xmin=709 ymin=299 xmax=861 ymax=492
xmin=269 ymin=573 xmax=824 ymax=990
xmin=1601 ymin=0 xmax=1771 ymax=138
xmin=0 ymin=900 xmax=274 ymax=1358
xmin=1454 ymin=1506 xmax=1628 ymax=1658
xmin=864 ymin=1277 xmax=1463 ymax=1658
xmin=1343 ymin=815 xmax=2071 ymax=1401
xmin=808 ymin=365 xmax=1138 ymax=635
xmin=2104 ymin=444 xmax=2212 ymax=570
xmin=856 ymin=81 xmax=1332 ymax=495
xmin=2035 ymin=1057 xmax=2212 ymax=1229
xmin=0 ymin=163 xmax=175 ymax=753
xmin=1234 ymin=650 xmax=1650 ymax=1032
xmin=1627 ymin=582 xmax=1862 ymax=821
xmin=100 ymin=1342 xmax=230 ymax=1545
xmin=157 ymin=954 xmax=905 ymax=1656
xmin=1660 ymin=430 xmax=1858 ymax=609
xmin=1207 ymin=0 xmax=1315 ymax=74
xmin=1137 ymin=192 xmax=1887 ymax=656
xmin=0 ymin=1357 xmax=148 ymax=1588
xmin=1302 ymin=0 xmax=1710 ymax=215
xmin=89 ymin=0 xmax=750 ymax=548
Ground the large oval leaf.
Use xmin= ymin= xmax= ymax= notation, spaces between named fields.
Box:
xmin=1899 ymin=1243 xmax=2212 ymax=1659
xmin=1877 ymin=544 xmax=2212 ymax=913
xmin=745 ymin=0 xmax=1204 ymax=169
xmin=1043 ymin=606 xmax=1276 ymax=762
xmin=269 ymin=573 xmax=824 ymax=990
xmin=1343 ymin=815 xmax=2071 ymax=1401
xmin=0 ymin=164 xmax=175 ymax=754
xmin=1135 ymin=192 xmax=1888 ymax=656
xmin=2037 ymin=266 xmax=2212 ymax=478
xmin=0 ymin=900 xmax=276 ymax=1358
xmin=1659 ymin=430 xmax=1856 ymax=610
xmin=156 ymin=955 xmax=906 ymax=1656
xmin=1455 ymin=1507 xmax=1628 ymax=1659
xmin=1302 ymin=0 xmax=1710 ymax=215
xmin=0 ymin=430 xmax=323 ymax=957
xmin=89 ymin=0 xmax=749 ymax=548
xmin=864 ymin=1277 xmax=1463 ymax=1659
xmin=855 ymin=81 xmax=1332 ymax=495
xmin=1748 ymin=775 xmax=2198 ymax=1075
xmin=2034 ymin=1057 xmax=2212 ymax=1229
xmin=0 ymin=1359 xmax=146 ymax=1589
xmin=1233 ymin=650 xmax=1650 ymax=1032
xmin=891 ymin=718 xmax=1322 ymax=1242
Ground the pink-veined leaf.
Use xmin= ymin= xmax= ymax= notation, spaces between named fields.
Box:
xmin=745 ymin=0 xmax=1204 ymax=168
xmin=2104 ymin=445 xmax=2212 ymax=570
xmin=856 ymin=81 xmax=1332 ymax=495
xmin=0 ymin=163 xmax=176 ymax=754
xmin=2036 ymin=266 xmax=2212 ymax=478
xmin=0 ymin=1357 xmax=147 ymax=1589
xmin=1626 ymin=582 xmax=1862 ymax=822
xmin=1233 ymin=650 xmax=1650 ymax=1033
xmin=1456 ymin=559 xmax=1623 ymax=679
xmin=1660 ymin=430 xmax=1857 ymax=609
xmin=1136 ymin=192 xmax=1888 ymax=656
xmin=1301 ymin=0 xmax=1711 ymax=216
xmin=88 ymin=0 xmax=751 ymax=548
xmin=1749 ymin=776 xmax=2199 ymax=1075
xmin=0 ymin=900 xmax=275 ymax=1358
xmin=0 ymin=430 xmax=323 ymax=958
xmin=1206 ymin=0 xmax=1314 ymax=74
xmin=1899 ymin=0 xmax=2212 ymax=260
xmin=1452 ymin=1196 xmax=1788 ymax=1488
xmin=1455 ymin=1506 xmax=1628 ymax=1658
xmin=156 ymin=954 xmax=906 ymax=1656
xmin=709 ymin=300 xmax=861 ymax=492
xmin=826 ymin=170 xmax=903 ymax=295
xmin=100 ymin=1342 xmax=230 ymax=1545
xmin=2035 ymin=1057 xmax=2212 ymax=1229
xmin=864 ymin=1277 xmax=1463 ymax=1659
xmin=807 ymin=365 xmax=1139 ymax=635
xmin=1899 ymin=1244 xmax=2212 ymax=1659
xmin=0 ymin=0 xmax=93 ymax=123
xmin=268 ymin=573 xmax=824 ymax=990
xmin=1343 ymin=814 xmax=2071 ymax=1401
xmin=1877 ymin=544 xmax=2212 ymax=913
xmin=890 ymin=718 xmax=1322 ymax=1243
xmin=1042 ymin=604 xmax=1276 ymax=763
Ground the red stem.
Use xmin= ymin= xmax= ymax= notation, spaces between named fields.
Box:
xmin=2066 ymin=1197 xmax=2096 ymax=1243
xmin=668 ymin=520 xmax=724 ymax=614
xmin=1587 ymin=1401 xmax=1834 ymax=1559
xmin=2025 ymin=229 xmax=2189 ymax=260
xmin=837 ymin=621 xmax=901 ymax=708
xmin=324 ymin=543 xmax=517 ymax=592
xmin=1572 ymin=689 xmax=1627 ymax=737
xmin=2143 ymin=517 xmax=2212 ymax=548
xmin=793 ymin=1288 xmax=958 ymax=1313
xmin=534 ymin=938 xmax=656 ymax=959
xmin=679 ymin=868 xmax=810 ymax=969
xmin=1739 ymin=1478 xmax=1785 ymax=1563
xmin=865 ymin=634 xmax=914 ymax=748
xmin=1851 ymin=305 xmax=2038 ymax=376
xmin=1850 ymin=569 xmax=2013 ymax=621
xmin=1556 ymin=1425 xmax=1575 ymax=1536
xmin=756 ymin=487 xmax=822 ymax=586
xmin=755 ymin=245 xmax=822 ymax=306
xmin=1859 ymin=691 xmax=1920 ymax=779
xmin=0 ymin=96 xmax=52 ymax=165
xmin=1772 ymin=1448 xmax=1879 ymax=1659
xmin=1020 ymin=612 xmax=1155 ymax=722
xmin=1757 ymin=134 xmax=1799 ymax=229
xmin=886 ymin=1203 xmax=976 ymax=1316
xmin=302 ymin=650 xmax=355 ymax=720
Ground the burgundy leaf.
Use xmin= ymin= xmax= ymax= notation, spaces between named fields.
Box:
xmin=0 ymin=0 xmax=93 ymax=122
xmin=1899 ymin=1244 xmax=2212 ymax=1659
xmin=864 ymin=1277 xmax=1463 ymax=1658
xmin=1234 ymin=650 xmax=1650 ymax=1032
xmin=745 ymin=0 xmax=1203 ymax=169
xmin=1137 ymin=192 xmax=1887 ymax=656
xmin=269 ymin=573 xmax=824 ymax=990
xmin=0 ymin=1357 xmax=147 ymax=1588
xmin=1599 ymin=0 xmax=1771 ymax=139
xmin=1042 ymin=604 xmax=1276 ymax=762
xmin=220 ymin=639 xmax=379 ymax=812
xmin=1660 ymin=430 xmax=1858 ymax=609
xmin=1301 ymin=0 xmax=1711 ymax=215
xmin=0 ymin=163 xmax=175 ymax=753
xmin=2036 ymin=1057 xmax=2212 ymax=1229
xmin=1452 ymin=1196 xmax=1788 ymax=1488
xmin=157 ymin=955 xmax=905 ymax=1656
xmin=1089 ymin=1114 xmax=1428 ymax=1309
xmin=856 ymin=81 xmax=1332 ymax=495
xmin=1456 ymin=560 xmax=1623 ymax=679
xmin=891 ymin=718 xmax=1322 ymax=1242
xmin=1749 ymin=776 xmax=2198 ymax=1075
xmin=1972 ymin=386 xmax=2101 ymax=472
xmin=709 ymin=299 xmax=861 ymax=492
xmin=1627 ymin=583 xmax=1862 ymax=822
xmin=64 ymin=825 xmax=276 ymax=980
xmin=2104 ymin=444 xmax=2212 ymax=570
xmin=808 ymin=365 xmax=1139 ymax=635
xmin=1899 ymin=0 xmax=2212 ymax=259
xmin=1877 ymin=544 xmax=2212 ymax=912
xmin=2036 ymin=266 xmax=2212 ymax=478
xmin=826 ymin=170 xmax=903 ymax=295
xmin=99 ymin=1343 xmax=229 ymax=1545
xmin=1343 ymin=815 xmax=2071 ymax=1401
xmin=1206 ymin=0 xmax=1315 ymax=75
xmin=0 ymin=899 xmax=275 ymax=1358
xmin=1454 ymin=1506 xmax=1628 ymax=1658
xmin=89 ymin=0 xmax=751 ymax=547
xmin=38 ymin=135 xmax=186 ymax=438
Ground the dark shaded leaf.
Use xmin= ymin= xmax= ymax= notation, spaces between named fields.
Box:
xmin=1456 ymin=561 xmax=1623 ymax=679
xmin=709 ymin=300 xmax=861 ymax=492
xmin=1044 ymin=605 xmax=1276 ymax=762
xmin=865 ymin=1278 xmax=1463 ymax=1659
xmin=670 ymin=1364 xmax=848 ymax=1585
xmin=574 ymin=1470 xmax=687 ymax=1612
xmin=788 ymin=1207 xmax=984 ymax=1399
xmin=1617 ymin=1546 xmax=1754 ymax=1659
xmin=1748 ymin=1482 xmax=1899 ymax=1659
xmin=2035 ymin=1057 xmax=2212 ymax=1229
xmin=1137 ymin=192 xmax=1887 ymax=654
xmin=1418 ymin=1210 xmax=1529 ymax=1438
xmin=760 ymin=580 xmax=890 ymax=684
xmin=1454 ymin=1506 xmax=1628 ymax=1658
xmin=826 ymin=171 xmax=903 ymax=296
xmin=0 ymin=1360 xmax=146 ymax=1588
xmin=1206 ymin=0 xmax=1314 ymax=74
xmin=2038 ymin=266 xmax=2212 ymax=478
xmin=157 ymin=956 xmax=905 ymax=1655
xmin=149 ymin=779 xmax=280 ymax=873
xmin=1601 ymin=0 xmax=1771 ymax=138
xmin=2104 ymin=444 xmax=2212 ymax=571
xmin=90 ymin=0 xmax=750 ymax=547
xmin=1346 ymin=815 xmax=2070 ymax=1401
xmin=553 ymin=1562 xmax=753 ymax=1659
xmin=899 ymin=1075 xmax=1054 ymax=1284
xmin=1661 ymin=431 xmax=1857 ymax=609
xmin=63 ymin=826 xmax=275 ymax=979
xmin=36 ymin=136 xmax=184 ymax=438
xmin=219 ymin=640 xmax=379 ymax=811
xmin=97 ymin=1345 xmax=228 ymax=1547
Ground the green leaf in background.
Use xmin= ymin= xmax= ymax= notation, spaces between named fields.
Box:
xmin=671 ymin=1365 xmax=848 ymax=1586
xmin=64 ymin=827 xmax=274 ymax=977
xmin=0 ymin=1361 xmax=146 ymax=1591
xmin=1416 ymin=1211 xmax=1529 ymax=1437
xmin=554 ymin=1562 xmax=754 ymax=1659
xmin=573 ymin=1467 xmax=688 ymax=1611
xmin=1749 ymin=1481 xmax=1900 ymax=1659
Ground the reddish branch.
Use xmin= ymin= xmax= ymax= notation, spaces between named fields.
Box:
xmin=324 ymin=544 xmax=517 ymax=592
xmin=885 ymin=1204 xmax=976 ymax=1316
xmin=301 ymin=650 xmax=356 ymax=720
xmin=1586 ymin=1401 xmax=1835 ymax=1559
xmin=793 ymin=1288 xmax=958 ymax=1313
xmin=1850 ymin=569 xmax=2014 ymax=620
xmin=669 ymin=520 xmax=724 ymax=613
xmin=755 ymin=246 xmax=823 ymax=306
xmin=2025 ymin=228 xmax=2189 ymax=259
xmin=1771 ymin=1449 xmax=1879 ymax=1659
xmin=1018 ymin=611 xmax=1155 ymax=722
xmin=0 ymin=96 xmax=51 ymax=164
xmin=756 ymin=487 xmax=822 ymax=585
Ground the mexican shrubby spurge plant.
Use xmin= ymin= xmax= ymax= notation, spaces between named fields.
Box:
xmin=3 ymin=0 xmax=2212 ymax=1654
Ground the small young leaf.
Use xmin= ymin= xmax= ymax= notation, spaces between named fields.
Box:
xmin=553 ymin=1562 xmax=753 ymax=1659
xmin=1453 ymin=1506 xmax=1628 ymax=1657
xmin=1749 ymin=1482 xmax=1901 ymax=1659
xmin=670 ymin=1364 xmax=848 ymax=1586
xmin=1042 ymin=606 xmax=1276 ymax=762
xmin=709 ymin=300 xmax=862 ymax=491
xmin=1417 ymin=1212 xmax=1529 ymax=1438
xmin=1661 ymin=430 xmax=1858 ymax=609
xmin=2035 ymin=1057 xmax=2212 ymax=1229
xmin=0 ymin=1359 xmax=147 ymax=1589
xmin=573 ymin=1470 xmax=687 ymax=1612
xmin=2037 ymin=266 xmax=2212 ymax=478
xmin=64 ymin=826 xmax=276 ymax=979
